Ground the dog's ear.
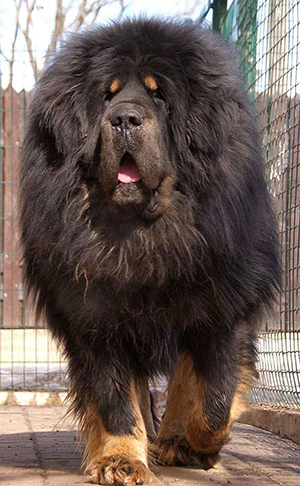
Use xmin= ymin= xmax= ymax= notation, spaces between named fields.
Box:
xmin=184 ymin=33 xmax=244 ymax=160
xmin=186 ymin=88 xmax=240 ymax=158
xmin=29 ymin=68 xmax=89 ymax=160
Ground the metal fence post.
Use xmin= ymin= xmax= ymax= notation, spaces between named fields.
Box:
xmin=212 ymin=0 xmax=228 ymax=32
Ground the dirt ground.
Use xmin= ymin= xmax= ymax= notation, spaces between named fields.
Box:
xmin=0 ymin=406 xmax=299 ymax=485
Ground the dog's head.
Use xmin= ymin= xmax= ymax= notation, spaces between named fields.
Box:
xmin=29 ymin=19 xmax=244 ymax=222
xmin=22 ymin=19 xmax=259 ymax=285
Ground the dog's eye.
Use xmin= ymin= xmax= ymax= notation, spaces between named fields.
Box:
xmin=153 ymin=88 xmax=166 ymax=102
xmin=103 ymin=92 xmax=114 ymax=103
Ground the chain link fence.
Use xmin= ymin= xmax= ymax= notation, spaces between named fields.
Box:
xmin=0 ymin=2 xmax=299 ymax=408
xmin=0 ymin=56 xmax=67 ymax=390
xmin=213 ymin=0 xmax=300 ymax=408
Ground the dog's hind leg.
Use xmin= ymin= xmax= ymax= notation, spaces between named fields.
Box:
xmin=155 ymin=353 xmax=198 ymax=466
xmin=156 ymin=330 xmax=256 ymax=469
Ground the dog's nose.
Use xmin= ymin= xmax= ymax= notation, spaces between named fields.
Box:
xmin=110 ymin=108 xmax=143 ymax=129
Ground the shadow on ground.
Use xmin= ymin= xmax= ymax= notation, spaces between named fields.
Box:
xmin=1 ymin=425 xmax=300 ymax=485
xmin=0 ymin=431 xmax=83 ymax=472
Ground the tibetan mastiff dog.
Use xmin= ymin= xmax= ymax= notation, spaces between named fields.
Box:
xmin=19 ymin=18 xmax=280 ymax=485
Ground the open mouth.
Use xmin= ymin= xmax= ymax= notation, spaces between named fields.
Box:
xmin=118 ymin=152 xmax=141 ymax=184
xmin=112 ymin=152 xmax=158 ymax=216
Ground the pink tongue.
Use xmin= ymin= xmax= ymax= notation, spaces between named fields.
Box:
xmin=118 ymin=156 xmax=141 ymax=183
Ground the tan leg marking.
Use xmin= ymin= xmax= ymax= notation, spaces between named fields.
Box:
xmin=156 ymin=353 xmax=256 ymax=468
xmin=187 ymin=362 xmax=257 ymax=456
xmin=82 ymin=381 xmax=152 ymax=485
xmin=155 ymin=354 xmax=198 ymax=465
xmin=157 ymin=354 xmax=197 ymax=440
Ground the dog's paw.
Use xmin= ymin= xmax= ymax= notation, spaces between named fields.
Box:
xmin=91 ymin=455 xmax=152 ymax=485
xmin=155 ymin=436 xmax=219 ymax=469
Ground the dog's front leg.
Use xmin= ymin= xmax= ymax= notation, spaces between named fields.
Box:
xmin=68 ymin=354 xmax=152 ymax=485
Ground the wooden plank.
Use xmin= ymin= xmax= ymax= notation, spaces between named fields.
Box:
xmin=2 ymin=87 xmax=24 ymax=328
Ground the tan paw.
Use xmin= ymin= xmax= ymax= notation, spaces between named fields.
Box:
xmin=155 ymin=436 xmax=219 ymax=470
xmin=91 ymin=455 xmax=152 ymax=485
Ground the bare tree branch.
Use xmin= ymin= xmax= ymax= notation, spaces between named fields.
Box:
xmin=117 ymin=0 xmax=130 ymax=20
xmin=1 ymin=0 xmax=22 ymax=84
xmin=46 ymin=0 xmax=65 ymax=59
xmin=12 ymin=0 xmax=22 ymax=55
xmin=175 ymin=0 xmax=202 ymax=18
xmin=66 ymin=1 xmax=125 ymax=33
xmin=20 ymin=0 xmax=38 ymax=80
xmin=4 ymin=0 xmax=203 ymax=85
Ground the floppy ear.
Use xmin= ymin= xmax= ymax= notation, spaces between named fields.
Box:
xmin=186 ymin=75 xmax=241 ymax=158
xmin=31 ymin=71 xmax=89 ymax=160
xmin=184 ymin=33 xmax=244 ymax=160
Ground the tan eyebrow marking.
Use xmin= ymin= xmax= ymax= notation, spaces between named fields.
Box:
xmin=109 ymin=78 xmax=121 ymax=93
xmin=144 ymin=75 xmax=158 ymax=91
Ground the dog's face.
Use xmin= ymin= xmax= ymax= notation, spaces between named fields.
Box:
xmin=99 ymin=74 xmax=175 ymax=220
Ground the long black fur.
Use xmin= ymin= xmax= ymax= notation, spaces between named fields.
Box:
xmin=19 ymin=17 xmax=280 ymax=462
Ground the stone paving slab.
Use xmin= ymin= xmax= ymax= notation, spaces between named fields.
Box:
xmin=0 ymin=406 xmax=299 ymax=485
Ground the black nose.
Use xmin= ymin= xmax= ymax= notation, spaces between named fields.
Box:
xmin=110 ymin=108 xmax=143 ymax=129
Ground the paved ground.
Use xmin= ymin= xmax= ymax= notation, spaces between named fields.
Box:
xmin=0 ymin=407 xmax=299 ymax=485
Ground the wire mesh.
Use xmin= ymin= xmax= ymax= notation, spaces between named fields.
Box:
xmin=0 ymin=52 xmax=67 ymax=391
xmin=218 ymin=0 xmax=300 ymax=408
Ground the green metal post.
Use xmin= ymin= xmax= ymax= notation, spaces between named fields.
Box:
xmin=212 ymin=0 xmax=228 ymax=32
